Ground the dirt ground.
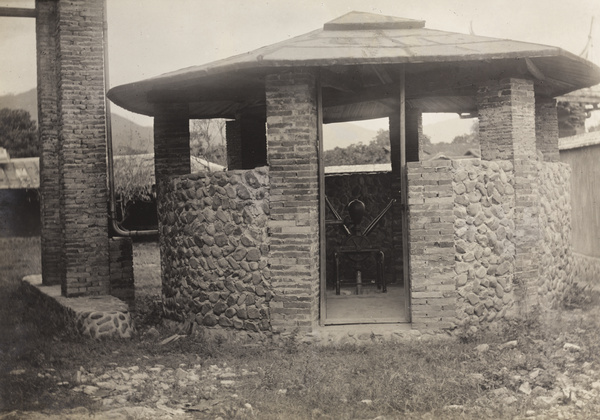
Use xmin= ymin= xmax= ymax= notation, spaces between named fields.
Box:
xmin=2 ymin=238 xmax=600 ymax=419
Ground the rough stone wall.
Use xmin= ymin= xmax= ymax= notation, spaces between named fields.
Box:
xmin=452 ymin=159 xmax=517 ymax=327
xmin=407 ymin=160 xmax=456 ymax=330
xmin=265 ymin=70 xmax=320 ymax=333
xmin=158 ymin=168 xmax=271 ymax=332
xmin=537 ymin=161 xmax=574 ymax=307
xmin=451 ymin=158 xmax=577 ymax=327
xmin=324 ymin=172 xmax=395 ymax=287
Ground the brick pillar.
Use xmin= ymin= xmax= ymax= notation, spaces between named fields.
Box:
xmin=153 ymin=104 xmax=191 ymax=186
xmin=477 ymin=78 xmax=540 ymax=315
xmin=226 ymin=120 xmax=242 ymax=170
xmin=154 ymin=104 xmax=190 ymax=302
xmin=407 ymin=160 xmax=456 ymax=330
xmin=477 ymin=78 xmax=536 ymax=161
xmin=53 ymin=0 xmax=111 ymax=297
xmin=535 ymin=97 xmax=559 ymax=162
xmin=36 ymin=0 xmax=62 ymax=286
xmin=266 ymin=70 xmax=319 ymax=333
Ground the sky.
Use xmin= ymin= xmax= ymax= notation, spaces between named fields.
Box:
xmin=1 ymin=0 xmax=599 ymax=135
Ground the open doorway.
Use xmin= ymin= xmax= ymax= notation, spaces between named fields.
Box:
xmin=320 ymin=119 xmax=408 ymax=325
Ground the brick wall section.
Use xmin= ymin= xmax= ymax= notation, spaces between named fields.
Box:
xmin=153 ymin=104 xmax=191 ymax=186
xmin=55 ymin=0 xmax=110 ymax=296
xmin=535 ymin=97 xmax=559 ymax=162
xmin=266 ymin=70 xmax=320 ymax=333
xmin=226 ymin=120 xmax=242 ymax=170
xmin=477 ymin=78 xmax=537 ymax=161
xmin=36 ymin=0 xmax=62 ymax=286
xmin=109 ymin=237 xmax=134 ymax=304
xmin=513 ymin=158 xmax=541 ymax=314
xmin=407 ymin=160 xmax=456 ymax=330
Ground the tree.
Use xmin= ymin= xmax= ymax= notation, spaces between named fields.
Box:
xmin=451 ymin=119 xmax=479 ymax=145
xmin=323 ymin=129 xmax=391 ymax=166
xmin=0 ymin=108 xmax=38 ymax=158
xmin=190 ymin=119 xmax=227 ymax=166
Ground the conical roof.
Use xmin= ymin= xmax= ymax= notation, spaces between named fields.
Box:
xmin=108 ymin=11 xmax=600 ymax=122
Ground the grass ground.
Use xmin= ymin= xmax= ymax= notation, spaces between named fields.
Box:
xmin=1 ymin=237 xmax=600 ymax=419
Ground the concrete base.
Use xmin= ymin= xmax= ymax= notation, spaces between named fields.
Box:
xmin=22 ymin=275 xmax=133 ymax=339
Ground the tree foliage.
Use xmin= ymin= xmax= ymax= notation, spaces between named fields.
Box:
xmin=323 ymin=129 xmax=391 ymax=166
xmin=190 ymin=119 xmax=227 ymax=167
xmin=450 ymin=119 xmax=479 ymax=145
xmin=0 ymin=108 xmax=38 ymax=158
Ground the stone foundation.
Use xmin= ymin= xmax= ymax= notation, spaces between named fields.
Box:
xmin=22 ymin=275 xmax=133 ymax=339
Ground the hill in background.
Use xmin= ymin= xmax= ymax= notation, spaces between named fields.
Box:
xmin=0 ymin=89 xmax=153 ymax=155
xmin=1 ymin=89 xmax=476 ymax=157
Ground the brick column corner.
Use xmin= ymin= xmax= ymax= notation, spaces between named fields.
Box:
xmin=535 ymin=96 xmax=559 ymax=162
xmin=477 ymin=78 xmax=536 ymax=161
xmin=265 ymin=69 xmax=320 ymax=333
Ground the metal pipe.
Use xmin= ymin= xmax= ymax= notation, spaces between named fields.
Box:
xmin=0 ymin=7 xmax=36 ymax=18
xmin=103 ymin=0 xmax=157 ymax=237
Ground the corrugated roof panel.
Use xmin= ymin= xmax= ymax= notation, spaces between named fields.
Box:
xmin=0 ymin=158 xmax=41 ymax=189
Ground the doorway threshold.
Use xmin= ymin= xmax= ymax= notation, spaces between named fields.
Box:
xmin=309 ymin=322 xmax=416 ymax=345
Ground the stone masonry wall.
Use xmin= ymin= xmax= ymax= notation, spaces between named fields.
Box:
xmin=158 ymin=168 xmax=271 ymax=332
xmin=452 ymin=159 xmax=517 ymax=327
xmin=537 ymin=161 xmax=574 ymax=307
xmin=451 ymin=158 xmax=577 ymax=328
